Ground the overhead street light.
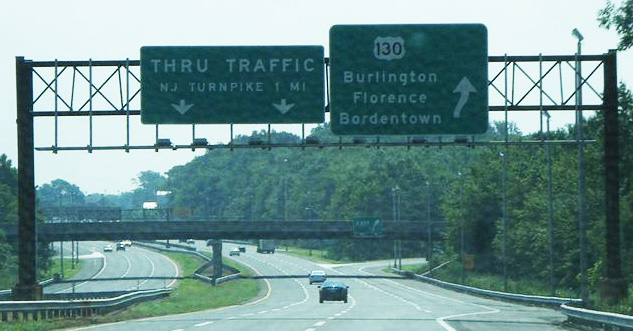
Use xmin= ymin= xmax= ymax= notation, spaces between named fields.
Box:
xmin=572 ymin=28 xmax=583 ymax=42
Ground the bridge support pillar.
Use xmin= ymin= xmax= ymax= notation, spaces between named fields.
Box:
xmin=211 ymin=242 xmax=222 ymax=278
xmin=11 ymin=283 xmax=42 ymax=301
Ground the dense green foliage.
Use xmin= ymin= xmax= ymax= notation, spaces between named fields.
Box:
xmin=0 ymin=155 xmax=18 ymax=288
xmin=599 ymin=0 xmax=633 ymax=50
xmin=0 ymin=155 xmax=58 ymax=288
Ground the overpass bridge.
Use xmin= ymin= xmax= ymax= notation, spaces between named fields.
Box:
xmin=0 ymin=220 xmax=444 ymax=242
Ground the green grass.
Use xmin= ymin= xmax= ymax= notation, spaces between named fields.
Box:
xmin=0 ymin=259 xmax=85 ymax=290
xmin=279 ymin=246 xmax=346 ymax=264
xmin=409 ymin=262 xmax=579 ymax=298
xmin=0 ymin=250 xmax=263 ymax=331
xmin=41 ymin=258 xmax=84 ymax=281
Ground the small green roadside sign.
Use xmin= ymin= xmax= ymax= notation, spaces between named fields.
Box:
xmin=140 ymin=46 xmax=325 ymax=124
xmin=329 ymin=24 xmax=488 ymax=135
xmin=353 ymin=218 xmax=384 ymax=238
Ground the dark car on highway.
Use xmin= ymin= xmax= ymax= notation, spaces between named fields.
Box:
xmin=318 ymin=281 xmax=348 ymax=303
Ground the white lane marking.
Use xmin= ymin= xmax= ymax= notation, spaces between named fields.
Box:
xmin=171 ymin=329 xmax=184 ymax=331
xmin=133 ymin=245 xmax=179 ymax=288
xmin=54 ymin=245 xmax=107 ymax=294
xmin=223 ymin=252 xmax=272 ymax=306
xmin=120 ymin=252 xmax=132 ymax=278
xmin=125 ymin=252 xmax=156 ymax=291
xmin=314 ymin=321 xmax=326 ymax=326
xmin=436 ymin=305 xmax=501 ymax=331
xmin=77 ymin=252 xmax=105 ymax=259
xmin=194 ymin=321 xmax=213 ymax=327
xmin=355 ymin=264 xmax=501 ymax=330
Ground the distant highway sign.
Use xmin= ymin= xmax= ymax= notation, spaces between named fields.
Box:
xmin=353 ymin=218 xmax=384 ymax=238
xmin=141 ymin=46 xmax=325 ymax=124
xmin=329 ymin=24 xmax=488 ymax=135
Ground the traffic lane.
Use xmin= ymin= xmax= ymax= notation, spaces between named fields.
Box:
xmin=338 ymin=263 xmax=567 ymax=331
xmin=131 ymin=245 xmax=180 ymax=290
xmin=47 ymin=241 xmax=120 ymax=293
xmin=219 ymin=247 xmax=377 ymax=330
xmin=212 ymin=249 xmax=442 ymax=331
xmin=247 ymin=253 xmax=565 ymax=331
xmin=108 ymin=245 xmax=177 ymax=291
xmin=44 ymin=242 xmax=106 ymax=294
xmin=52 ymin=241 xmax=178 ymax=293
xmin=80 ymin=244 xmax=330 ymax=331
xmin=89 ymin=244 xmax=179 ymax=292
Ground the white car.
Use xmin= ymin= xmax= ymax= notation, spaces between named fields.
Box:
xmin=229 ymin=248 xmax=240 ymax=256
xmin=103 ymin=244 xmax=113 ymax=252
xmin=309 ymin=270 xmax=327 ymax=284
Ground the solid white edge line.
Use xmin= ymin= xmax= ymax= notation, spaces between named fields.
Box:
xmin=54 ymin=244 xmax=107 ymax=294
xmin=356 ymin=263 xmax=502 ymax=331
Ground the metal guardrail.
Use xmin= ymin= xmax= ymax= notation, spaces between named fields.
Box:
xmin=396 ymin=269 xmax=581 ymax=307
xmin=395 ymin=268 xmax=633 ymax=330
xmin=561 ymin=303 xmax=633 ymax=331
xmin=0 ymin=288 xmax=171 ymax=322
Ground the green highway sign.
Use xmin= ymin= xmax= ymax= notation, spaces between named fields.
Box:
xmin=140 ymin=46 xmax=325 ymax=124
xmin=353 ymin=218 xmax=384 ymax=238
xmin=329 ymin=24 xmax=488 ymax=135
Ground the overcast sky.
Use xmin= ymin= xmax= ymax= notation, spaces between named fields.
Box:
xmin=1 ymin=0 xmax=631 ymax=195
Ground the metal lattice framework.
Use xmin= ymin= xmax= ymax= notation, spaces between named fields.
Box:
xmin=25 ymin=54 xmax=608 ymax=152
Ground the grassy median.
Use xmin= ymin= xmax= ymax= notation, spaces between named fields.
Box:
xmin=1 ymin=251 xmax=263 ymax=331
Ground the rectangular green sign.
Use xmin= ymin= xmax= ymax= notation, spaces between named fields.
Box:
xmin=140 ymin=46 xmax=325 ymax=124
xmin=329 ymin=24 xmax=488 ymax=135
xmin=353 ymin=218 xmax=384 ymax=237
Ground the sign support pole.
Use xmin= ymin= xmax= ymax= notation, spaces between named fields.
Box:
xmin=602 ymin=49 xmax=626 ymax=303
xmin=12 ymin=57 xmax=42 ymax=300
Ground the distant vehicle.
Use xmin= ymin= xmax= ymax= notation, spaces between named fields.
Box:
xmin=309 ymin=270 xmax=327 ymax=284
xmin=229 ymin=248 xmax=240 ymax=256
xmin=319 ymin=281 xmax=349 ymax=303
xmin=257 ymin=240 xmax=275 ymax=254
xmin=238 ymin=246 xmax=246 ymax=253
xmin=116 ymin=242 xmax=126 ymax=251
xmin=121 ymin=240 xmax=132 ymax=247
xmin=186 ymin=239 xmax=195 ymax=244
xmin=103 ymin=244 xmax=113 ymax=252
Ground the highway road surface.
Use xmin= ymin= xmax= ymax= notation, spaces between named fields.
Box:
xmin=71 ymin=241 xmax=568 ymax=331
xmin=45 ymin=241 xmax=179 ymax=294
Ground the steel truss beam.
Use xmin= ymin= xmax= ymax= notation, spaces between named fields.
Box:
xmin=26 ymin=54 xmax=607 ymax=151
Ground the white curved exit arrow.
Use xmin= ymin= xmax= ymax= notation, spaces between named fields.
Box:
xmin=452 ymin=77 xmax=477 ymax=118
